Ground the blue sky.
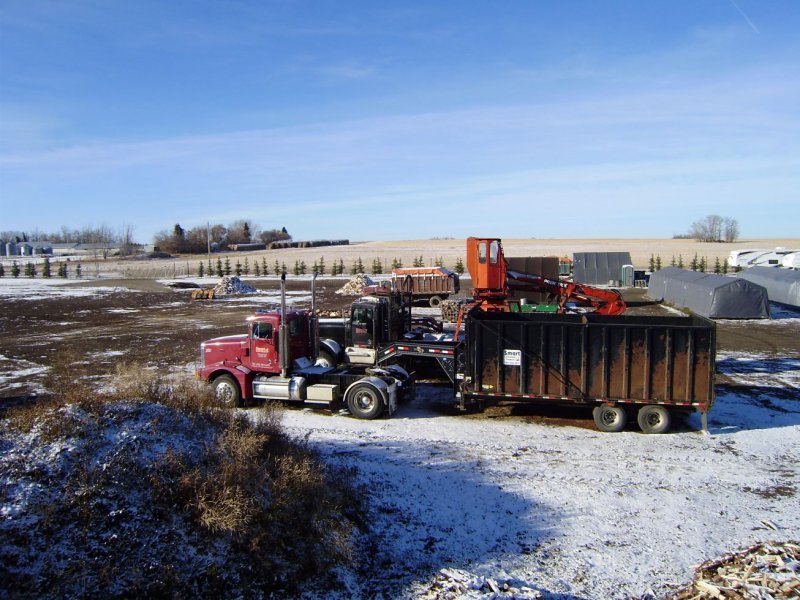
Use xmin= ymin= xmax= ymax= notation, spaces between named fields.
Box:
xmin=1 ymin=1 xmax=798 ymax=244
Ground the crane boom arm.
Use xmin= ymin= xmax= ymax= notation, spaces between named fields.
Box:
xmin=507 ymin=270 xmax=626 ymax=316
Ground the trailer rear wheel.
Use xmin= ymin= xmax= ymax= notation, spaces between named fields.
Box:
xmin=347 ymin=383 xmax=384 ymax=420
xmin=213 ymin=375 xmax=241 ymax=408
xmin=428 ymin=295 xmax=442 ymax=308
xmin=592 ymin=405 xmax=627 ymax=432
xmin=637 ymin=405 xmax=671 ymax=434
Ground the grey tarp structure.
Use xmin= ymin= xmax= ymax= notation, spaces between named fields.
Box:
xmin=573 ymin=252 xmax=632 ymax=285
xmin=736 ymin=266 xmax=800 ymax=308
xmin=647 ymin=267 xmax=770 ymax=319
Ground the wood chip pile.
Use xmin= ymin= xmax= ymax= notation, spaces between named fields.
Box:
xmin=212 ymin=276 xmax=257 ymax=295
xmin=672 ymin=541 xmax=799 ymax=599
xmin=335 ymin=274 xmax=375 ymax=296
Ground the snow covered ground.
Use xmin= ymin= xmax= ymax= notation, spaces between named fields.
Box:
xmin=276 ymin=357 xmax=800 ymax=598
xmin=1 ymin=277 xmax=798 ymax=598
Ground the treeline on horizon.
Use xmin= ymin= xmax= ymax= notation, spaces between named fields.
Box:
xmin=0 ymin=220 xmax=291 ymax=256
xmin=153 ymin=221 xmax=290 ymax=254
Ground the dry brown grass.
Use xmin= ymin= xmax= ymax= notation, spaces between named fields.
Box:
xmin=5 ymin=349 xmax=100 ymax=440
xmin=111 ymin=361 xmax=220 ymax=413
xmin=1 ymin=361 xmax=363 ymax=596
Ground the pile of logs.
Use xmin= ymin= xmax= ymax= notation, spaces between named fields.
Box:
xmin=335 ymin=274 xmax=375 ymax=296
xmin=417 ymin=568 xmax=541 ymax=599
xmin=212 ymin=276 xmax=257 ymax=295
xmin=440 ymin=299 xmax=471 ymax=322
xmin=672 ymin=541 xmax=799 ymax=599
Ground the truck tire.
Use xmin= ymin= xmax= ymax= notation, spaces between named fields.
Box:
xmin=347 ymin=383 xmax=384 ymax=420
xmin=637 ymin=405 xmax=671 ymax=434
xmin=592 ymin=405 xmax=627 ymax=432
xmin=213 ymin=374 xmax=241 ymax=408
xmin=428 ymin=295 xmax=442 ymax=308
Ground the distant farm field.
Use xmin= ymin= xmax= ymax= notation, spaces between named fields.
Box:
xmin=35 ymin=237 xmax=800 ymax=279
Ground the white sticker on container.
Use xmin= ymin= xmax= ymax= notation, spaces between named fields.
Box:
xmin=503 ymin=349 xmax=522 ymax=366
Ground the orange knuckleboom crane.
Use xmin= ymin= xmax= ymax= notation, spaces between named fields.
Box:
xmin=454 ymin=237 xmax=626 ymax=336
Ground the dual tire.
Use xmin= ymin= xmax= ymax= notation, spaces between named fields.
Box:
xmin=592 ymin=404 xmax=672 ymax=434
xmin=347 ymin=383 xmax=384 ymax=420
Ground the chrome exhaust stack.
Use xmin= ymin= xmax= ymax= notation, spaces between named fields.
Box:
xmin=280 ymin=273 xmax=289 ymax=378
xmin=311 ymin=272 xmax=319 ymax=363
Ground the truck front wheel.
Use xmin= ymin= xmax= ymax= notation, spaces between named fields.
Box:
xmin=213 ymin=374 xmax=241 ymax=408
xmin=347 ymin=383 xmax=384 ymax=420
xmin=637 ymin=405 xmax=671 ymax=434
xmin=592 ymin=405 xmax=627 ymax=432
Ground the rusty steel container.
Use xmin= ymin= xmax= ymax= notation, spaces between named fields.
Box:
xmin=462 ymin=310 xmax=715 ymax=414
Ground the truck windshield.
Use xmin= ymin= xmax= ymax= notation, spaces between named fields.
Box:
xmin=351 ymin=307 xmax=374 ymax=347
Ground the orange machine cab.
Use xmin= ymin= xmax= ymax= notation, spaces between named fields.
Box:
xmin=466 ymin=237 xmax=507 ymax=297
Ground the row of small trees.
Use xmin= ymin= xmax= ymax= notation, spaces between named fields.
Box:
xmin=0 ymin=258 xmax=83 ymax=279
xmin=196 ymin=256 xmax=467 ymax=278
xmin=649 ymin=254 xmax=734 ymax=274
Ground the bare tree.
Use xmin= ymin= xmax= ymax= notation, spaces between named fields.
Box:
xmin=723 ymin=217 xmax=740 ymax=243
xmin=258 ymin=227 xmax=291 ymax=245
xmin=118 ymin=223 xmax=137 ymax=256
xmin=209 ymin=224 xmax=227 ymax=247
xmin=689 ymin=214 xmax=731 ymax=242
xmin=97 ymin=224 xmax=115 ymax=259
xmin=226 ymin=220 xmax=255 ymax=246
xmin=185 ymin=226 xmax=211 ymax=253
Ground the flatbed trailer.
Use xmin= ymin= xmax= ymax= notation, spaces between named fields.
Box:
xmin=377 ymin=340 xmax=460 ymax=382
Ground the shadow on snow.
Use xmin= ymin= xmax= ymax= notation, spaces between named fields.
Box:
xmin=302 ymin=433 xmax=581 ymax=599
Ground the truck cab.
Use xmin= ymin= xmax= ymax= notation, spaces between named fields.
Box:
xmin=319 ymin=289 xmax=426 ymax=362
xmin=251 ymin=310 xmax=315 ymax=370
xmin=317 ymin=289 xmax=457 ymax=382
xmin=197 ymin=309 xmax=314 ymax=383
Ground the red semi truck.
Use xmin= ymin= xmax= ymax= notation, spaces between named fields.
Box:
xmin=195 ymin=275 xmax=412 ymax=419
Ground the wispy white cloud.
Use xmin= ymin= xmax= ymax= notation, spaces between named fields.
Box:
xmin=2 ymin=21 xmax=798 ymax=240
